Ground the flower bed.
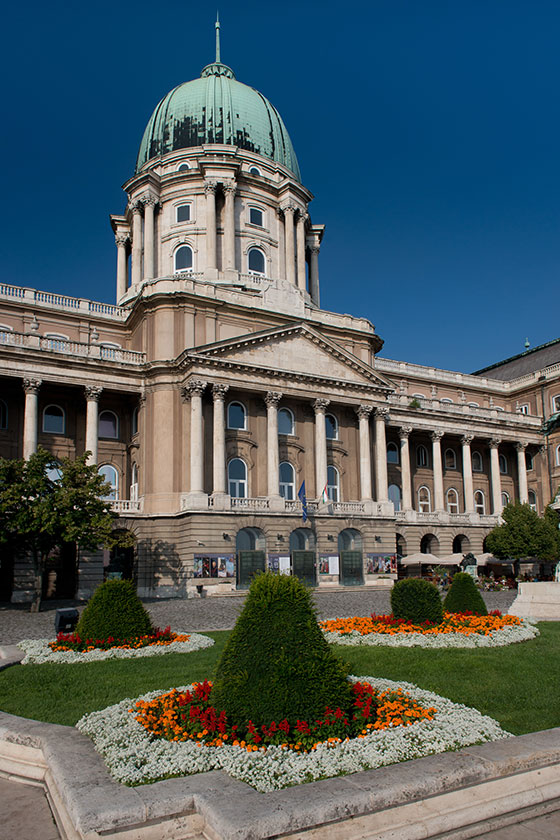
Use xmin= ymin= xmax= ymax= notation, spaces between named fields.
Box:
xmin=77 ymin=676 xmax=510 ymax=792
xmin=18 ymin=631 xmax=214 ymax=665
xmin=320 ymin=612 xmax=539 ymax=648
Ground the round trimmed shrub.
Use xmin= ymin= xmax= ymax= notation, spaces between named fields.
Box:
xmin=391 ymin=578 xmax=443 ymax=625
xmin=211 ymin=572 xmax=352 ymax=726
xmin=76 ymin=579 xmax=153 ymax=641
xmin=444 ymin=572 xmax=488 ymax=615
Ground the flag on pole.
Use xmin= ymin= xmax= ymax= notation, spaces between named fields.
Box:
xmin=298 ymin=480 xmax=308 ymax=522
xmin=321 ymin=483 xmax=329 ymax=504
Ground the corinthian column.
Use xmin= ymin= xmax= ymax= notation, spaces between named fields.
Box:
xmin=282 ymin=203 xmax=296 ymax=286
xmin=130 ymin=202 xmax=143 ymax=287
xmin=212 ymin=384 xmax=228 ymax=496
xmin=85 ymin=386 xmax=103 ymax=465
xmin=462 ymin=434 xmax=474 ymax=513
xmin=356 ymin=405 xmax=373 ymax=500
xmin=296 ymin=212 xmax=307 ymax=291
xmin=184 ymin=380 xmax=207 ymax=494
xmin=399 ymin=426 xmax=413 ymax=511
xmin=223 ymin=183 xmax=236 ymax=270
xmin=431 ymin=430 xmax=444 ymax=511
xmin=516 ymin=442 xmax=529 ymax=503
xmin=204 ymin=181 xmax=218 ymax=270
xmin=374 ymin=408 xmax=389 ymax=502
xmin=22 ymin=378 xmax=41 ymax=459
xmin=313 ymin=398 xmax=330 ymax=499
xmin=142 ymin=195 xmax=158 ymax=280
xmin=489 ymin=439 xmax=503 ymax=514
xmin=115 ymin=235 xmax=129 ymax=300
xmin=265 ymin=392 xmax=282 ymax=498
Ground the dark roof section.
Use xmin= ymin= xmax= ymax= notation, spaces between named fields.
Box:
xmin=472 ymin=337 xmax=560 ymax=381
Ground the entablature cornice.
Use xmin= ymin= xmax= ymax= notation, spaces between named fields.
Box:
xmin=0 ymin=364 xmax=144 ymax=395
xmin=384 ymin=411 xmax=542 ymax=446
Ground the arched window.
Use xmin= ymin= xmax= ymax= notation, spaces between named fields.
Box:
xmin=99 ymin=342 xmax=121 ymax=361
xmin=278 ymin=407 xmax=294 ymax=435
xmin=418 ymin=485 xmax=431 ymax=513
xmin=248 ymin=166 xmax=261 ymax=176
xmin=44 ymin=333 xmax=68 ymax=352
xmin=551 ymin=394 xmax=560 ymax=413
xmin=386 ymin=442 xmax=399 ymax=464
xmin=388 ymin=484 xmax=401 ymax=511
xmin=468 ymin=402 xmax=479 ymax=409
xmin=499 ymin=454 xmax=508 ymax=474
xmin=0 ymin=399 xmax=7 ymax=430
xmin=130 ymin=463 xmax=139 ymax=502
xmin=501 ymin=491 xmax=510 ymax=507
xmin=279 ymin=462 xmax=295 ymax=500
xmin=249 ymin=207 xmax=264 ymax=227
xmin=327 ymin=465 xmax=339 ymax=502
xmin=441 ymin=398 xmax=453 ymax=404
xmin=98 ymin=465 xmax=119 ymax=500
xmin=174 ymin=245 xmax=193 ymax=273
xmin=474 ymin=490 xmax=486 ymax=514
xmin=177 ymin=162 xmax=190 ymax=172
xmin=176 ymin=203 xmax=191 ymax=223
xmin=42 ymin=404 xmax=65 ymax=434
xmin=248 ymin=247 xmax=265 ymax=274
xmin=227 ymin=401 xmax=247 ymax=430
xmin=99 ymin=410 xmax=119 ymax=439
xmin=444 ymin=448 xmax=456 ymax=470
xmin=416 ymin=444 xmax=428 ymax=467
xmin=556 ymin=444 xmax=560 ymax=466
xmin=132 ymin=406 xmax=139 ymax=436
xmin=228 ymin=458 xmax=247 ymax=498
xmin=525 ymin=451 xmax=534 ymax=471
xmin=528 ymin=490 xmax=538 ymax=512
xmin=472 ymin=451 xmax=483 ymax=472
xmin=325 ymin=413 xmax=338 ymax=440
xmin=446 ymin=488 xmax=459 ymax=513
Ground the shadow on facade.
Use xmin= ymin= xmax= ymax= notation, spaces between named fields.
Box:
xmin=136 ymin=538 xmax=184 ymax=598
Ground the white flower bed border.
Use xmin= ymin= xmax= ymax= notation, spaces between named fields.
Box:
xmin=77 ymin=676 xmax=510 ymax=793
xmin=322 ymin=618 xmax=539 ymax=649
xmin=17 ymin=632 xmax=214 ymax=665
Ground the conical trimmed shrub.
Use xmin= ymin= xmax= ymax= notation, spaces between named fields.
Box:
xmin=443 ymin=572 xmax=488 ymax=615
xmin=211 ymin=572 xmax=352 ymax=726
xmin=76 ymin=579 xmax=153 ymax=641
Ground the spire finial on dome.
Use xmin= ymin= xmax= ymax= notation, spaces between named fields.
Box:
xmin=215 ymin=12 xmax=221 ymax=63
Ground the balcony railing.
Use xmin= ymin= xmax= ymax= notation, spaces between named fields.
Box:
xmin=111 ymin=499 xmax=143 ymax=513
xmin=0 ymin=330 xmax=145 ymax=365
xmin=231 ymin=497 xmax=270 ymax=510
xmin=0 ymin=283 xmax=129 ymax=319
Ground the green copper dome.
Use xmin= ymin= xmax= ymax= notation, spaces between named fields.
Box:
xmin=136 ymin=61 xmax=301 ymax=181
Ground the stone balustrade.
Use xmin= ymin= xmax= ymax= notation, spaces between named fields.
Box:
xmin=0 ymin=331 xmax=145 ymax=365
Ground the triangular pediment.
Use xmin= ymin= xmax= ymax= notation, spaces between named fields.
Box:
xmin=187 ymin=324 xmax=393 ymax=390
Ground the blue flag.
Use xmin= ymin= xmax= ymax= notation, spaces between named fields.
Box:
xmin=297 ymin=480 xmax=308 ymax=523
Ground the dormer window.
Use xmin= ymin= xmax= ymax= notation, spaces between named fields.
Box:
xmin=176 ymin=204 xmax=191 ymax=223
xmin=248 ymin=166 xmax=261 ymax=176
xmin=177 ymin=162 xmax=190 ymax=172
xmin=249 ymin=207 xmax=264 ymax=227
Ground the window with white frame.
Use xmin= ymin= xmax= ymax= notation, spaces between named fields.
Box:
xmin=0 ymin=324 xmax=13 ymax=344
xmin=388 ymin=484 xmax=401 ymax=511
xmin=0 ymin=399 xmax=7 ymax=430
xmin=518 ymin=404 xmax=529 ymax=415
xmin=552 ymin=395 xmax=560 ymax=414
xmin=412 ymin=393 xmax=426 ymax=401
xmin=99 ymin=410 xmax=119 ymax=439
xmin=472 ymin=451 xmax=483 ymax=472
xmin=43 ymin=404 xmax=65 ymax=434
xmin=227 ymin=401 xmax=247 ymax=430
xmin=444 ymin=448 xmax=457 ymax=470
xmin=474 ymin=490 xmax=486 ymax=514
xmin=446 ymin=487 xmax=459 ymax=513
xmin=416 ymin=444 xmax=428 ymax=467
xmin=177 ymin=162 xmax=190 ymax=172
xmin=418 ymin=485 xmax=431 ymax=512
xmin=99 ymin=342 xmax=121 ymax=361
xmin=556 ymin=444 xmax=560 ymax=466
xmin=176 ymin=204 xmax=191 ymax=223
xmin=499 ymin=453 xmax=508 ymax=474
xmin=278 ymin=407 xmax=294 ymax=435
xmin=248 ymin=166 xmax=261 ymax=176
xmin=98 ymin=464 xmax=119 ymax=500
xmin=248 ymin=247 xmax=265 ymax=274
xmin=325 ymin=413 xmax=338 ymax=440
xmin=528 ymin=490 xmax=538 ymax=511
xmin=501 ymin=491 xmax=510 ymax=507
xmin=525 ymin=451 xmax=534 ymax=471
xmin=327 ymin=465 xmax=339 ymax=502
xmin=441 ymin=398 xmax=453 ymax=404
xmin=468 ymin=401 xmax=479 ymax=408
xmin=130 ymin=463 xmax=139 ymax=502
xmin=249 ymin=207 xmax=264 ymax=227
xmin=228 ymin=458 xmax=247 ymax=498
xmin=174 ymin=244 xmax=193 ymax=273
xmin=386 ymin=442 xmax=399 ymax=464
xmin=279 ymin=461 xmax=295 ymax=500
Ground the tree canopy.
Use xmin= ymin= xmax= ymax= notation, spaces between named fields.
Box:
xmin=485 ymin=502 xmax=560 ymax=562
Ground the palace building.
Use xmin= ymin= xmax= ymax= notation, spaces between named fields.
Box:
xmin=1 ymin=28 xmax=559 ymax=601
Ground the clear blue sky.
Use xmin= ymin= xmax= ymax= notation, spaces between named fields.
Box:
xmin=1 ymin=0 xmax=559 ymax=373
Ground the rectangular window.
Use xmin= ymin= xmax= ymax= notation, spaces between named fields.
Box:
xmin=249 ymin=207 xmax=263 ymax=226
xmin=176 ymin=204 xmax=191 ymax=223
xmin=518 ymin=404 xmax=529 ymax=415
xmin=552 ymin=395 xmax=560 ymax=414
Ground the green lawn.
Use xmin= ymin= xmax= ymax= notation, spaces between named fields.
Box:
xmin=0 ymin=625 xmax=559 ymax=734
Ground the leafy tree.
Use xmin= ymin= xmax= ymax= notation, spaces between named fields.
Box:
xmin=485 ymin=502 xmax=560 ymax=563
xmin=0 ymin=447 xmax=133 ymax=611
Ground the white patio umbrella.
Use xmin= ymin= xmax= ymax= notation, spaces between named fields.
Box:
xmin=400 ymin=552 xmax=440 ymax=566
xmin=437 ymin=553 xmax=467 ymax=566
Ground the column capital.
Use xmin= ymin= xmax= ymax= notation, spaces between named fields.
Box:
xmin=298 ymin=210 xmax=309 ymax=225
xmin=375 ymin=406 xmax=390 ymax=422
xmin=115 ymin=234 xmax=129 ymax=248
xmin=281 ymin=201 xmax=297 ymax=215
xmin=129 ymin=201 xmax=143 ymax=216
xmin=430 ymin=430 xmax=444 ymax=442
xmin=182 ymin=380 xmax=207 ymax=401
xmin=85 ymin=385 xmax=103 ymax=402
xmin=204 ymin=179 xmax=218 ymax=195
xmin=212 ymin=383 xmax=229 ymax=401
xmin=461 ymin=434 xmax=474 ymax=445
xmin=23 ymin=378 xmax=41 ymax=395
xmin=308 ymin=244 xmax=320 ymax=254
xmin=355 ymin=404 xmax=373 ymax=419
xmin=313 ymin=398 xmax=330 ymax=414
xmin=515 ymin=441 xmax=527 ymax=452
xmin=489 ymin=438 xmax=502 ymax=449
xmin=265 ymin=391 xmax=283 ymax=408
xmin=141 ymin=193 xmax=160 ymax=208
xmin=399 ymin=425 xmax=413 ymax=439
xmin=138 ymin=393 xmax=147 ymax=407
xmin=222 ymin=181 xmax=237 ymax=196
